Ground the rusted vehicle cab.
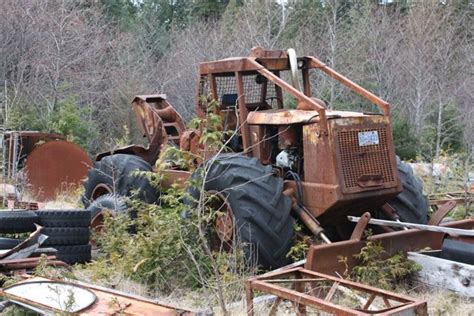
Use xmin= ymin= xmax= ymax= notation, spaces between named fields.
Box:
xmin=196 ymin=48 xmax=401 ymax=225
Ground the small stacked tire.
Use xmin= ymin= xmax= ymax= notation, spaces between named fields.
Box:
xmin=35 ymin=210 xmax=91 ymax=264
xmin=0 ymin=210 xmax=38 ymax=233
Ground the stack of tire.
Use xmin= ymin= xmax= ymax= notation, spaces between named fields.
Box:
xmin=0 ymin=209 xmax=91 ymax=265
xmin=36 ymin=210 xmax=91 ymax=264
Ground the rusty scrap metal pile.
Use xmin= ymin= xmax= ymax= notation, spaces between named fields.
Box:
xmin=247 ymin=206 xmax=473 ymax=315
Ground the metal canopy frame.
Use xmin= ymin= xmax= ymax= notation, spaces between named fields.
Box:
xmin=246 ymin=267 xmax=427 ymax=315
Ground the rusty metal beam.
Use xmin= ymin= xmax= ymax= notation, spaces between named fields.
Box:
xmin=347 ymin=216 xmax=474 ymax=236
xmin=428 ymin=200 xmax=458 ymax=225
xmin=236 ymin=71 xmax=251 ymax=154
xmin=308 ymin=57 xmax=390 ymax=115
xmin=245 ymin=58 xmax=328 ymax=132
xmin=305 ymin=219 xmax=474 ymax=276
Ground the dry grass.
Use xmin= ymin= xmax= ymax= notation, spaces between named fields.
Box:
xmin=30 ymin=186 xmax=83 ymax=209
xmin=73 ymin=266 xmax=209 ymax=312
xmin=410 ymin=288 xmax=473 ymax=316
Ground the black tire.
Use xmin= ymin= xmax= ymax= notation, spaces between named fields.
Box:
xmin=188 ymin=154 xmax=294 ymax=269
xmin=35 ymin=210 xmax=90 ymax=227
xmin=0 ymin=237 xmax=21 ymax=250
xmin=54 ymin=245 xmax=91 ymax=264
xmin=86 ymin=194 xmax=129 ymax=220
xmin=0 ymin=210 xmax=38 ymax=233
xmin=81 ymin=154 xmax=158 ymax=207
xmin=31 ymin=247 xmax=58 ymax=257
xmin=42 ymin=227 xmax=90 ymax=246
xmin=385 ymin=157 xmax=429 ymax=224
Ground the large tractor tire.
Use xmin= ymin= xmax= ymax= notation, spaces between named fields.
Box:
xmin=82 ymin=154 xmax=158 ymax=207
xmin=188 ymin=154 xmax=294 ymax=270
xmin=385 ymin=157 xmax=429 ymax=224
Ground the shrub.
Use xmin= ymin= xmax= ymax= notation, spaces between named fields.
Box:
xmin=392 ymin=115 xmax=419 ymax=161
xmin=339 ymin=238 xmax=421 ymax=290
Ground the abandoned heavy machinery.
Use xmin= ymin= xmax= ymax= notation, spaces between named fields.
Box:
xmin=82 ymin=48 xmax=428 ymax=269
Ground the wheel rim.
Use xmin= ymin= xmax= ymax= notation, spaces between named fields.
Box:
xmin=207 ymin=191 xmax=234 ymax=249
xmin=90 ymin=208 xmax=113 ymax=247
xmin=91 ymin=184 xmax=112 ymax=200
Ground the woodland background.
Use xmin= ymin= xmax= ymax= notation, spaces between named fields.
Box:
xmin=0 ymin=0 xmax=472 ymax=161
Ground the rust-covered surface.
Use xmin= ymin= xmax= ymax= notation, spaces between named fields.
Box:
xmin=24 ymin=140 xmax=91 ymax=201
xmin=2 ymin=131 xmax=65 ymax=180
xmin=92 ymin=48 xmax=412 ymax=238
xmin=194 ymin=48 xmax=402 ymax=225
xmin=305 ymin=218 xmax=474 ymax=277
xmin=246 ymin=267 xmax=427 ymax=315
xmin=96 ymin=94 xmax=186 ymax=165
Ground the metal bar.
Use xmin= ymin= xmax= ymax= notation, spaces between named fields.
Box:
xmin=209 ymin=74 xmax=218 ymax=100
xmin=297 ymin=269 xmax=414 ymax=302
xmin=265 ymin=278 xmax=326 ymax=283
xmin=1 ymin=260 xmax=68 ymax=270
xmin=324 ymin=281 xmax=339 ymax=302
xmin=274 ymin=71 xmax=284 ymax=109
xmin=261 ymin=262 xmax=306 ymax=278
xmin=235 ymin=72 xmax=251 ymax=154
xmin=268 ymin=297 xmax=281 ymax=316
xmin=288 ymin=194 xmax=332 ymax=244
xmin=249 ymin=279 xmax=357 ymax=315
xmin=362 ymin=293 xmax=376 ymax=310
xmin=291 ymin=202 xmax=324 ymax=235
xmin=0 ymin=256 xmax=55 ymax=265
xmin=350 ymin=212 xmax=371 ymax=241
xmin=383 ymin=296 xmax=392 ymax=308
xmin=247 ymin=268 xmax=427 ymax=315
xmin=246 ymin=58 xmax=329 ymax=132
xmin=348 ymin=216 xmax=474 ymax=236
xmin=308 ymin=57 xmax=390 ymax=115
xmin=428 ymin=200 xmax=457 ymax=225
xmin=246 ymin=281 xmax=254 ymax=316
xmin=293 ymin=271 xmax=306 ymax=314
xmin=260 ymin=268 xmax=415 ymax=304
xmin=302 ymin=68 xmax=311 ymax=96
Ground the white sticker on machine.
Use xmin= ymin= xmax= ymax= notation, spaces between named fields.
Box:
xmin=358 ymin=131 xmax=379 ymax=146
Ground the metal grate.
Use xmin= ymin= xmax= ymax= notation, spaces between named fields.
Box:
xmin=337 ymin=127 xmax=394 ymax=190
xmin=216 ymin=76 xmax=236 ymax=102
xmin=214 ymin=74 xmax=277 ymax=106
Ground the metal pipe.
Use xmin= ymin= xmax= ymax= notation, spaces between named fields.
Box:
xmin=291 ymin=203 xmax=331 ymax=244
xmin=347 ymin=216 xmax=474 ymax=236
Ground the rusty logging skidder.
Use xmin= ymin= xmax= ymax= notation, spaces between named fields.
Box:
xmin=82 ymin=48 xmax=428 ymax=269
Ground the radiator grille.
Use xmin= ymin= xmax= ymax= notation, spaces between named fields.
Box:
xmin=337 ymin=127 xmax=394 ymax=190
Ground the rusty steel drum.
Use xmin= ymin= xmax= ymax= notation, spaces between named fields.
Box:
xmin=24 ymin=140 xmax=92 ymax=201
